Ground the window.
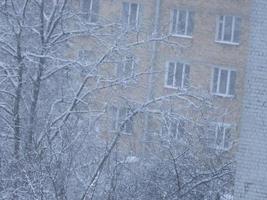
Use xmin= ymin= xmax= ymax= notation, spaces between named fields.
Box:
xmin=216 ymin=15 xmax=241 ymax=44
xmin=88 ymin=115 xmax=101 ymax=133
xmin=78 ymin=50 xmax=96 ymax=75
xmin=212 ymin=67 xmax=236 ymax=97
xmin=110 ymin=106 xmax=133 ymax=135
xmin=146 ymin=114 xmax=161 ymax=139
xmin=162 ymin=119 xmax=185 ymax=140
xmin=80 ymin=0 xmax=99 ymax=23
xmin=122 ymin=2 xmax=140 ymax=30
xmin=78 ymin=49 xmax=95 ymax=65
xmin=215 ymin=123 xmax=232 ymax=150
xmin=171 ymin=9 xmax=194 ymax=37
xmin=165 ymin=61 xmax=190 ymax=89
xmin=117 ymin=57 xmax=135 ymax=79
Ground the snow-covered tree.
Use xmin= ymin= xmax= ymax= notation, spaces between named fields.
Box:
xmin=0 ymin=1 xmax=235 ymax=199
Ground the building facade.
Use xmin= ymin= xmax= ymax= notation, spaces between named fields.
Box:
xmin=72 ymin=0 xmax=251 ymax=150
xmin=71 ymin=0 xmax=252 ymax=198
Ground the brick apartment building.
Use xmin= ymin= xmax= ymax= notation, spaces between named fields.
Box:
xmin=68 ymin=1 xmax=253 ymax=198
xmin=70 ymin=0 xmax=250 ymax=156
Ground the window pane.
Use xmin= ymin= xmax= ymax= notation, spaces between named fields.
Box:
xmin=91 ymin=0 xmax=99 ymax=22
xmin=217 ymin=16 xmax=224 ymax=40
xmin=167 ymin=62 xmax=175 ymax=86
xmin=178 ymin=120 xmax=185 ymax=138
xmin=206 ymin=124 xmax=216 ymax=145
xmin=148 ymin=115 xmax=157 ymax=134
xmin=124 ymin=57 xmax=134 ymax=77
xmin=224 ymin=127 xmax=231 ymax=149
xmin=111 ymin=106 xmax=118 ymax=130
xmin=216 ymin=126 xmax=224 ymax=147
xmin=172 ymin=9 xmax=178 ymax=33
xmin=161 ymin=124 xmax=168 ymax=137
xmin=117 ymin=62 xmax=123 ymax=78
xmin=119 ymin=108 xmax=127 ymax=122
xmin=130 ymin=3 xmax=138 ymax=28
xmin=79 ymin=50 xmax=90 ymax=64
xmin=233 ymin=17 xmax=241 ymax=43
xmin=223 ymin=16 xmax=233 ymax=42
xmin=82 ymin=0 xmax=91 ymax=11
xmin=170 ymin=121 xmax=177 ymax=138
xmin=119 ymin=108 xmax=127 ymax=131
xmin=125 ymin=119 xmax=133 ymax=134
xmin=187 ymin=11 xmax=194 ymax=36
xmin=219 ymin=69 xmax=228 ymax=94
xmin=183 ymin=64 xmax=190 ymax=88
xmin=125 ymin=109 xmax=133 ymax=134
xmin=122 ymin=2 xmax=129 ymax=26
xmin=212 ymin=68 xmax=219 ymax=93
xmin=175 ymin=62 xmax=183 ymax=88
xmin=177 ymin=10 xmax=186 ymax=35
xmin=81 ymin=0 xmax=92 ymax=19
xmin=229 ymin=71 xmax=236 ymax=95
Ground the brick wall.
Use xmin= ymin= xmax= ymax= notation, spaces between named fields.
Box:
xmin=234 ymin=0 xmax=267 ymax=199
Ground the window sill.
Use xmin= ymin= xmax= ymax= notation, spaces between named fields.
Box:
xmin=170 ymin=34 xmax=193 ymax=39
xmin=116 ymin=80 xmax=138 ymax=89
xmin=212 ymin=93 xmax=235 ymax=98
xmin=82 ymin=21 xmax=101 ymax=27
xmin=214 ymin=146 xmax=230 ymax=152
xmin=122 ymin=26 xmax=140 ymax=32
xmin=87 ymin=22 xmax=98 ymax=25
xmin=80 ymin=15 xmax=98 ymax=24
xmin=215 ymin=40 xmax=240 ymax=46
xmin=160 ymin=137 xmax=186 ymax=144
xmin=111 ymin=130 xmax=132 ymax=136
xmin=121 ymin=132 xmax=133 ymax=136
xmin=164 ymin=85 xmax=188 ymax=91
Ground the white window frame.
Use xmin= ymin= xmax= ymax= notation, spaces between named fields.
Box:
xmin=80 ymin=0 xmax=99 ymax=23
xmin=146 ymin=113 xmax=160 ymax=137
xmin=122 ymin=2 xmax=140 ymax=30
xmin=111 ymin=106 xmax=133 ymax=135
xmin=88 ymin=115 xmax=100 ymax=133
xmin=161 ymin=118 xmax=185 ymax=140
xmin=211 ymin=67 xmax=236 ymax=97
xmin=117 ymin=57 xmax=135 ymax=78
xmin=78 ymin=49 xmax=94 ymax=65
xmin=214 ymin=123 xmax=232 ymax=150
xmin=170 ymin=9 xmax=194 ymax=38
xmin=215 ymin=15 xmax=241 ymax=45
xmin=165 ymin=61 xmax=190 ymax=90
